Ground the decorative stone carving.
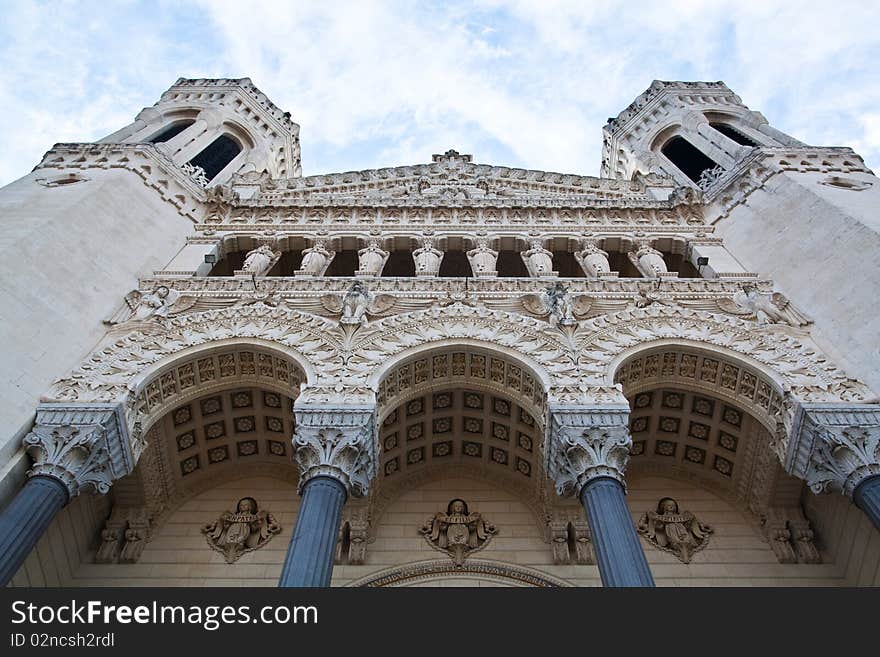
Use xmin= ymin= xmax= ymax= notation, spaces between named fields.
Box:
xmin=336 ymin=508 xmax=370 ymax=565
xmin=419 ymin=498 xmax=497 ymax=566
xmin=292 ymin=407 xmax=378 ymax=497
xmin=628 ymin=240 xmax=669 ymax=278
xmin=203 ymin=183 xmax=238 ymax=222
xmin=356 ymin=240 xmax=390 ymax=277
xmin=340 ymin=281 xmax=371 ymax=325
xmin=762 ymin=507 xmax=821 ymax=564
xmin=717 ymin=283 xmax=811 ymax=327
xmin=181 ymin=162 xmax=209 ymax=187
xmin=24 ymin=424 xmax=115 ymax=497
xmin=104 ymin=286 xmax=193 ymax=324
xmin=412 ymin=238 xmax=443 ymax=276
xmin=466 ymin=239 xmax=498 ymax=277
xmin=548 ymin=517 xmax=595 ymax=565
xmin=804 ymin=425 xmax=880 ymax=497
xmin=297 ymin=240 xmax=335 ymax=276
xmin=202 ymin=497 xmax=281 ymax=563
xmin=637 ymin=497 xmax=713 ymax=563
xmin=522 ymin=240 xmax=557 ymax=277
xmin=241 ymin=243 xmax=281 ymax=277
xmin=546 ymin=409 xmax=633 ymax=495
xmin=574 ymin=239 xmax=613 ymax=277
xmin=95 ymin=525 xmax=124 ymax=564
xmin=522 ymin=282 xmax=576 ymax=327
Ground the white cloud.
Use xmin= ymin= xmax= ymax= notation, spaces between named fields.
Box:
xmin=0 ymin=0 xmax=878 ymax=186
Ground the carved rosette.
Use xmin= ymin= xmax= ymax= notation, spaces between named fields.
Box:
xmin=292 ymin=407 xmax=378 ymax=497
xmin=804 ymin=426 xmax=880 ymax=497
xmin=546 ymin=407 xmax=633 ymax=496
xmin=23 ymin=425 xmax=114 ymax=498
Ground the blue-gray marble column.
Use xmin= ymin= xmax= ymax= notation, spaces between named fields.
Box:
xmin=853 ymin=474 xmax=880 ymax=531
xmin=0 ymin=475 xmax=69 ymax=586
xmin=279 ymin=476 xmax=348 ymax=587
xmin=579 ymin=476 xmax=655 ymax=587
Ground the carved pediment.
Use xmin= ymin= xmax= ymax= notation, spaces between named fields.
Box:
xmin=239 ymin=151 xmax=658 ymax=203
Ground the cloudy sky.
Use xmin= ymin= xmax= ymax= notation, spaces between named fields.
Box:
xmin=1 ymin=0 xmax=879 ymax=186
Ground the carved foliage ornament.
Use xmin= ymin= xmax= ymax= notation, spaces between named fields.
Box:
xmin=24 ymin=424 xmax=114 ymax=497
xmin=551 ymin=426 xmax=632 ymax=496
xmin=292 ymin=411 xmax=378 ymax=497
xmin=637 ymin=497 xmax=713 ymax=563
xmin=202 ymin=497 xmax=281 ymax=563
xmin=419 ymin=498 xmax=497 ymax=566
xmin=804 ymin=425 xmax=880 ymax=497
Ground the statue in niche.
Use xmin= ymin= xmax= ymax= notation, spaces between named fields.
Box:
xmin=202 ymin=497 xmax=281 ymax=564
xmin=413 ymin=238 xmax=443 ymax=276
xmin=420 ymin=498 xmax=497 ymax=566
xmin=637 ymin=497 xmax=712 ymax=563
xmin=357 ymin=240 xmax=388 ymax=276
xmin=523 ymin=240 xmax=555 ymax=276
xmin=298 ymin=240 xmax=333 ymax=275
xmin=628 ymin=240 xmax=669 ymax=277
xmin=717 ymin=283 xmax=811 ymax=327
xmin=467 ymin=239 xmax=498 ymax=274
xmin=575 ymin=239 xmax=612 ymax=277
xmin=241 ymin=243 xmax=281 ymax=277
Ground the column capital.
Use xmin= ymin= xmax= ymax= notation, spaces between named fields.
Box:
xmin=292 ymin=403 xmax=378 ymax=498
xmin=546 ymin=406 xmax=632 ymax=496
xmin=784 ymin=403 xmax=880 ymax=497
xmin=24 ymin=404 xmax=133 ymax=499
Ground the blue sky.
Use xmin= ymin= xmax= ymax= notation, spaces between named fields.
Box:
xmin=1 ymin=0 xmax=879 ymax=186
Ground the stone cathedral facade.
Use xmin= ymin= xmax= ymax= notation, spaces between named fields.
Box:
xmin=0 ymin=78 xmax=878 ymax=587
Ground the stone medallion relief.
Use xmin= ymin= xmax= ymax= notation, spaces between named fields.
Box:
xmin=637 ymin=497 xmax=713 ymax=563
xmin=202 ymin=497 xmax=282 ymax=563
xmin=420 ymin=498 xmax=497 ymax=566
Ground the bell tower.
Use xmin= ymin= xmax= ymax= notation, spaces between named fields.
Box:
xmin=601 ymin=80 xmax=804 ymax=187
xmin=99 ymin=77 xmax=302 ymax=183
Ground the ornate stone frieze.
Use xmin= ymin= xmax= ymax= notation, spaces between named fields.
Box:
xmin=25 ymin=405 xmax=134 ymax=498
xmin=419 ymin=498 xmax=497 ymax=566
xmin=546 ymin=407 xmax=632 ymax=495
xmin=785 ymin=404 xmax=880 ymax=497
xmin=292 ymin=405 xmax=378 ymax=497
xmin=350 ymin=559 xmax=570 ymax=587
xmin=202 ymin=497 xmax=281 ymax=563
xmin=637 ymin=497 xmax=713 ymax=563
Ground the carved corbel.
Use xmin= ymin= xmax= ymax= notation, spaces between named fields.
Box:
xmin=292 ymin=399 xmax=378 ymax=498
xmin=545 ymin=407 xmax=633 ymax=496
xmin=762 ymin=506 xmax=821 ymax=564
xmin=24 ymin=405 xmax=134 ymax=499
xmin=336 ymin=506 xmax=371 ymax=565
xmin=548 ymin=515 xmax=595 ymax=565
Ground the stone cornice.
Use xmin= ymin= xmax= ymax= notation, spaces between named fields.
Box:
xmin=34 ymin=142 xmax=208 ymax=221
xmin=704 ymin=147 xmax=874 ymax=223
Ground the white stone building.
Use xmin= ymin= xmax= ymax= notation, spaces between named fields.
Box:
xmin=0 ymin=78 xmax=878 ymax=587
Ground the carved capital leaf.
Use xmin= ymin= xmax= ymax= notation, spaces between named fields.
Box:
xmin=23 ymin=424 xmax=115 ymax=498
xmin=292 ymin=408 xmax=378 ymax=497
xmin=804 ymin=425 xmax=880 ymax=497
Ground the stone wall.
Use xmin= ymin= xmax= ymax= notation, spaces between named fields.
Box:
xmin=0 ymin=168 xmax=197 ymax=505
xmin=25 ymin=473 xmax=865 ymax=587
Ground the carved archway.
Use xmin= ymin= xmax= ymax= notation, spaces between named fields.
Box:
xmin=347 ymin=559 xmax=571 ymax=587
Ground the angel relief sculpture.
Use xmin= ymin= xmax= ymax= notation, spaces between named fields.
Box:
xmin=104 ymin=285 xmax=193 ymax=325
xmin=419 ymin=498 xmax=497 ymax=566
xmin=716 ymin=283 xmax=811 ymax=328
xmin=202 ymin=497 xmax=281 ymax=564
xmin=637 ymin=497 xmax=713 ymax=563
xmin=521 ymin=282 xmax=587 ymax=326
